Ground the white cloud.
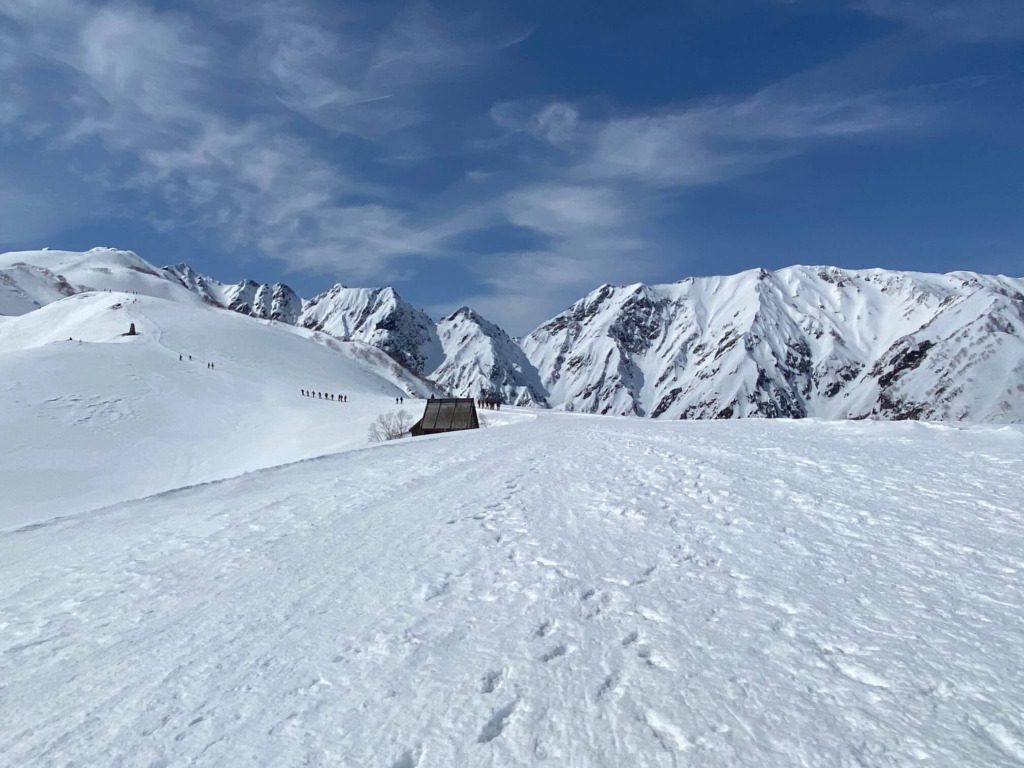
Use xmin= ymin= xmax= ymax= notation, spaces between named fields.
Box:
xmin=505 ymin=185 xmax=627 ymax=234
xmin=428 ymin=183 xmax=653 ymax=333
xmin=77 ymin=6 xmax=212 ymax=121
xmin=855 ymin=0 xmax=1024 ymax=42
xmin=255 ymin=1 xmax=507 ymax=137
xmin=488 ymin=84 xmax=941 ymax=190
xmin=589 ymin=88 xmax=939 ymax=186
xmin=0 ymin=0 xmax=495 ymax=281
xmin=490 ymin=101 xmax=580 ymax=146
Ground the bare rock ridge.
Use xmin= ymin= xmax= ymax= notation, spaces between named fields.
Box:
xmin=164 ymin=265 xmax=442 ymax=375
xmin=4 ymin=249 xmax=1023 ymax=423
xmin=434 ymin=307 xmax=549 ymax=407
xmin=522 ymin=267 xmax=1024 ymax=423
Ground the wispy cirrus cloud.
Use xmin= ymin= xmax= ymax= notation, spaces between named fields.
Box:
xmin=492 ymin=84 xmax=945 ymax=189
xmin=254 ymin=0 xmax=521 ymax=138
xmin=854 ymin=0 xmax=1024 ymax=42
xmin=0 ymin=0 xmax=509 ymax=279
xmin=490 ymin=101 xmax=581 ymax=147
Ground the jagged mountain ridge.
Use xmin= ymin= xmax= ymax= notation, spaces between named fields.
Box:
xmin=521 ymin=266 xmax=1024 ymax=423
xmin=433 ymin=307 xmax=548 ymax=407
xmin=164 ymin=267 xmax=544 ymax=403
xmin=4 ymin=249 xmax=1023 ymax=423
xmin=165 ymin=264 xmax=442 ymax=374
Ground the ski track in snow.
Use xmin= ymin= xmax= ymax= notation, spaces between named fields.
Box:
xmin=2 ymin=417 xmax=1024 ymax=767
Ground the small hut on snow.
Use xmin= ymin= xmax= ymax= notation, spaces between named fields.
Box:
xmin=410 ymin=397 xmax=479 ymax=437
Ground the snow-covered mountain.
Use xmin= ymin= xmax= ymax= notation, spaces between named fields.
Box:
xmin=5 ymin=249 xmax=1024 ymax=423
xmin=1 ymin=248 xmax=205 ymax=314
xmin=433 ymin=307 xmax=548 ymax=407
xmin=299 ymin=284 xmax=443 ymax=374
xmin=7 ymin=247 xmax=1024 ymax=767
xmin=0 ymin=249 xmax=444 ymax=524
xmin=165 ymin=264 xmax=442 ymax=375
xmin=522 ymin=266 xmax=1024 ymax=423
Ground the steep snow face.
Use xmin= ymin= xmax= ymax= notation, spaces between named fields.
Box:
xmin=299 ymin=285 xmax=443 ymax=375
xmin=166 ymin=264 xmax=444 ymax=375
xmin=432 ymin=307 xmax=549 ymax=406
xmin=432 ymin=309 xmax=548 ymax=406
xmin=164 ymin=266 xmax=304 ymax=324
xmin=256 ymin=283 xmax=303 ymax=324
xmin=162 ymin=263 xmax=226 ymax=306
xmin=1 ymin=249 xmax=203 ymax=314
xmin=522 ymin=267 xmax=1024 ymax=423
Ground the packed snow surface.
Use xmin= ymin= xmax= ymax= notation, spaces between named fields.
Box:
xmin=2 ymin=414 xmax=1023 ymax=767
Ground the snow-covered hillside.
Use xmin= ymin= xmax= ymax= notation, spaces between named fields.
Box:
xmin=5 ymin=247 xmax=1024 ymax=766
xmin=165 ymin=264 xmax=444 ymax=376
xmin=6 ymin=249 xmax=1024 ymax=423
xmin=2 ymin=415 xmax=1022 ymax=767
xmin=522 ymin=267 xmax=1024 ymax=422
xmin=0 ymin=252 xmax=442 ymax=526
xmin=1 ymin=248 xmax=203 ymax=315
xmin=433 ymin=307 xmax=548 ymax=407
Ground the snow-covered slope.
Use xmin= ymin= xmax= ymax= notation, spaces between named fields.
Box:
xmin=165 ymin=265 xmax=443 ymax=375
xmin=165 ymin=264 xmax=305 ymax=324
xmin=299 ymin=284 xmax=443 ymax=374
xmin=7 ymin=250 xmax=1024 ymax=423
xmin=433 ymin=307 xmax=548 ymax=406
xmin=0 ymin=248 xmax=204 ymax=315
xmin=2 ymin=415 xmax=1022 ymax=767
xmin=522 ymin=267 xmax=1024 ymax=423
xmin=0 ymin=288 xmax=441 ymax=527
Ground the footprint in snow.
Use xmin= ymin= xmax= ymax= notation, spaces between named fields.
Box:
xmin=480 ymin=669 xmax=503 ymax=694
xmin=595 ymin=672 xmax=619 ymax=700
xmin=540 ymin=644 xmax=567 ymax=663
xmin=477 ymin=701 xmax=518 ymax=743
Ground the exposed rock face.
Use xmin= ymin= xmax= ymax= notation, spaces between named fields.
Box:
xmin=432 ymin=307 xmax=549 ymax=407
xmin=165 ymin=265 xmax=442 ymax=375
xmin=299 ymin=285 xmax=443 ymax=374
xmin=163 ymin=263 xmax=222 ymax=305
xmin=521 ymin=267 xmax=1024 ymax=423
xmin=11 ymin=250 xmax=1024 ymax=423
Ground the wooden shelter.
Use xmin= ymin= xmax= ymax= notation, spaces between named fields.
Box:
xmin=410 ymin=397 xmax=480 ymax=436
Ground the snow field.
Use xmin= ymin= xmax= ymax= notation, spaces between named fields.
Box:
xmin=0 ymin=290 xmax=428 ymax=527
xmin=2 ymin=416 xmax=1023 ymax=767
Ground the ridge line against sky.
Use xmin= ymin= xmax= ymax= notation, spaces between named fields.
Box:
xmin=1 ymin=0 xmax=1022 ymax=334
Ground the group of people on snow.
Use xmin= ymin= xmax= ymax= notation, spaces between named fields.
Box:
xmin=178 ymin=354 xmax=214 ymax=369
xmin=302 ymin=390 xmax=346 ymax=402
xmin=477 ymin=398 xmax=502 ymax=410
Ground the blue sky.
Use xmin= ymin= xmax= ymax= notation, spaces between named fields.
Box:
xmin=1 ymin=0 xmax=1022 ymax=333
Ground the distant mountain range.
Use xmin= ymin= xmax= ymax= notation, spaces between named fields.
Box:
xmin=4 ymin=248 xmax=1023 ymax=423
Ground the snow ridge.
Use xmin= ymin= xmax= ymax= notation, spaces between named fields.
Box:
xmin=522 ymin=266 xmax=1024 ymax=423
xmin=434 ymin=307 xmax=548 ymax=407
xmin=5 ymin=249 xmax=1024 ymax=423
xmin=165 ymin=266 xmax=442 ymax=375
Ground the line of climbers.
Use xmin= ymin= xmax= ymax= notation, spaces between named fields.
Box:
xmin=178 ymin=354 xmax=214 ymax=369
xmin=477 ymin=398 xmax=502 ymax=410
xmin=301 ymin=390 xmax=347 ymax=402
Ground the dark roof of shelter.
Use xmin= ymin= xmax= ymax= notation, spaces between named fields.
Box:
xmin=412 ymin=397 xmax=479 ymax=434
